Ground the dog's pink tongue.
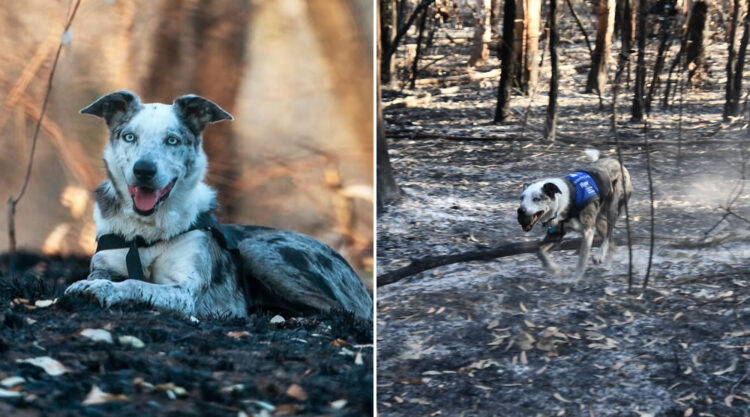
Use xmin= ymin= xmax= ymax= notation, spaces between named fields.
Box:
xmin=133 ymin=187 xmax=158 ymax=211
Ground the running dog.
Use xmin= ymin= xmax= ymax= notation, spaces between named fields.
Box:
xmin=65 ymin=90 xmax=372 ymax=320
xmin=517 ymin=156 xmax=632 ymax=281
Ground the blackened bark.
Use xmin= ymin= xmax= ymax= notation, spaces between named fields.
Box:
xmin=380 ymin=0 xmax=397 ymax=84
xmin=724 ymin=0 xmax=740 ymax=120
xmin=545 ymin=0 xmax=559 ymax=141
xmin=376 ymin=102 xmax=400 ymax=214
xmin=685 ymin=1 xmax=708 ymax=85
xmin=495 ymin=0 xmax=518 ymax=122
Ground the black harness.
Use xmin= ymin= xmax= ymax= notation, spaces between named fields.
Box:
xmin=96 ymin=212 xmax=245 ymax=295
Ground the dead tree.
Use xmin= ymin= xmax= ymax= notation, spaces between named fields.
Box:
xmin=585 ymin=0 xmax=616 ymax=94
xmin=645 ymin=1 xmax=677 ymax=113
xmin=468 ymin=0 xmax=493 ymax=67
xmin=663 ymin=0 xmax=707 ymax=107
xmin=544 ymin=0 xmax=559 ymax=141
xmin=410 ymin=6 xmax=430 ymax=88
xmin=724 ymin=0 xmax=741 ymax=120
xmin=685 ymin=1 xmax=708 ymax=85
xmin=377 ymin=12 xmax=400 ymax=213
xmin=381 ymin=0 xmax=437 ymax=85
xmin=376 ymin=105 xmax=400 ymax=213
xmin=727 ymin=0 xmax=750 ymax=119
xmin=515 ymin=0 xmax=543 ymax=93
xmin=380 ymin=0 xmax=397 ymax=84
xmin=495 ymin=0 xmax=519 ymax=122
xmin=632 ymin=0 xmax=647 ymax=122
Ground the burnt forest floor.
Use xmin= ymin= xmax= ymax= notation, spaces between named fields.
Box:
xmin=377 ymin=12 xmax=750 ymax=417
xmin=0 ymin=252 xmax=373 ymax=417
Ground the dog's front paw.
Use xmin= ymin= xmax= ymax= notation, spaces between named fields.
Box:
xmin=592 ymin=255 xmax=604 ymax=265
xmin=65 ymin=279 xmax=120 ymax=307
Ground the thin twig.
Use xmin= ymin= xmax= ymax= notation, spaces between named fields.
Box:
xmin=611 ymin=49 xmax=634 ymax=291
xmin=7 ymin=0 xmax=81 ymax=266
xmin=642 ymin=118 xmax=656 ymax=290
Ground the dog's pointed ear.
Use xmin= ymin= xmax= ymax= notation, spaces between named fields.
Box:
xmin=522 ymin=182 xmax=530 ymax=191
xmin=542 ymin=182 xmax=562 ymax=198
xmin=173 ymin=94 xmax=233 ymax=135
xmin=80 ymin=90 xmax=140 ymax=127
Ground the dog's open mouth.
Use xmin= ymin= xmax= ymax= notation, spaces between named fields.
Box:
xmin=521 ymin=211 xmax=545 ymax=232
xmin=128 ymin=179 xmax=176 ymax=216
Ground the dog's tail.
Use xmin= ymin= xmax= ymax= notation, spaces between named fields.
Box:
xmin=583 ymin=148 xmax=601 ymax=162
xmin=584 ymin=148 xmax=600 ymax=162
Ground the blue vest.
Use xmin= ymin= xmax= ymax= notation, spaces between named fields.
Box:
xmin=566 ymin=171 xmax=599 ymax=208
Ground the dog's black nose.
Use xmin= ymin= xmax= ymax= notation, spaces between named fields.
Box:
xmin=133 ymin=159 xmax=157 ymax=182
xmin=517 ymin=207 xmax=526 ymax=216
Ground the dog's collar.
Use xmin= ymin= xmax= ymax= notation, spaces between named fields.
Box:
xmin=96 ymin=211 xmax=237 ymax=281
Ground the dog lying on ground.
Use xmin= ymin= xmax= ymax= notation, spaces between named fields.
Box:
xmin=517 ymin=155 xmax=632 ymax=281
xmin=65 ymin=91 xmax=372 ymax=321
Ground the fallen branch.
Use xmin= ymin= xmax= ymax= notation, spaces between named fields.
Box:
xmin=377 ymin=234 xmax=745 ymax=287
xmin=377 ymin=237 xmax=607 ymax=286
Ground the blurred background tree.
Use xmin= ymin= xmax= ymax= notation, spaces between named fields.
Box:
xmin=0 ymin=0 xmax=374 ymax=286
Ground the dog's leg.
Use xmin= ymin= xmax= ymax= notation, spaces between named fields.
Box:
xmin=573 ymin=229 xmax=595 ymax=281
xmin=538 ymin=241 xmax=562 ymax=276
xmin=66 ymin=231 xmax=213 ymax=316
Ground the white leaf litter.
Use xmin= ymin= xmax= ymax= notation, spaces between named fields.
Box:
xmin=81 ymin=328 xmax=113 ymax=344
xmin=0 ymin=376 xmax=25 ymax=388
xmin=34 ymin=299 xmax=57 ymax=308
xmin=118 ymin=335 xmax=145 ymax=349
xmin=16 ymin=356 xmax=68 ymax=376
xmin=270 ymin=315 xmax=286 ymax=324
xmin=330 ymin=399 xmax=347 ymax=409
xmin=82 ymin=385 xmax=128 ymax=405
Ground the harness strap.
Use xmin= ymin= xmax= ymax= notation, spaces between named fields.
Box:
xmin=96 ymin=211 xmax=241 ymax=282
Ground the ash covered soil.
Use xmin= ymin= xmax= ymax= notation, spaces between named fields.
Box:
xmin=377 ymin=13 xmax=750 ymax=417
xmin=0 ymin=253 xmax=373 ymax=417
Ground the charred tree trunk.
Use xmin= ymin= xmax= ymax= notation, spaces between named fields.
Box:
xmin=585 ymin=0 xmax=616 ymax=94
xmin=645 ymin=3 xmax=676 ymax=113
xmin=376 ymin=102 xmax=400 ymax=213
xmin=728 ymin=0 xmax=750 ymax=118
xmin=724 ymin=0 xmax=740 ymax=120
xmin=685 ymin=1 xmax=708 ymax=86
xmin=377 ymin=10 xmax=400 ymax=213
xmin=380 ymin=0 xmax=397 ymax=85
xmin=410 ymin=6 xmax=430 ymax=88
xmin=567 ymin=0 xmax=594 ymax=56
xmin=632 ymin=0 xmax=647 ymax=122
xmin=495 ymin=0 xmax=518 ymax=122
xmin=663 ymin=0 xmax=707 ymax=107
xmin=468 ymin=0 xmax=493 ymax=67
xmin=144 ymin=0 xmax=251 ymax=220
xmin=545 ymin=0 xmax=559 ymax=141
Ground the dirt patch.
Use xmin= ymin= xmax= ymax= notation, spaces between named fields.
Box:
xmin=0 ymin=252 xmax=373 ymax=416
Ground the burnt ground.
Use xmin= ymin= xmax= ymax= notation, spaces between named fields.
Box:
xmin=0 ymin=252 xmax=373 ymax=416
xmin=377 ymin=11 xmax=750 ymax=417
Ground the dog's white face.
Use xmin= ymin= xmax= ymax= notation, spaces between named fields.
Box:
xmin=517 ymin=181 xmax=562 ymax=232
xmin=82 ymin=91 xmax=232 ymax=217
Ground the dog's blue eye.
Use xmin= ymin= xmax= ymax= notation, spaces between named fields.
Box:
xmin=166 ymin=136 xmax=180 ymax=146
xmin=533 ymin=197 xmax=540 ymax=202
xmin=123 ymin=133 xmax=136 ymax=143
